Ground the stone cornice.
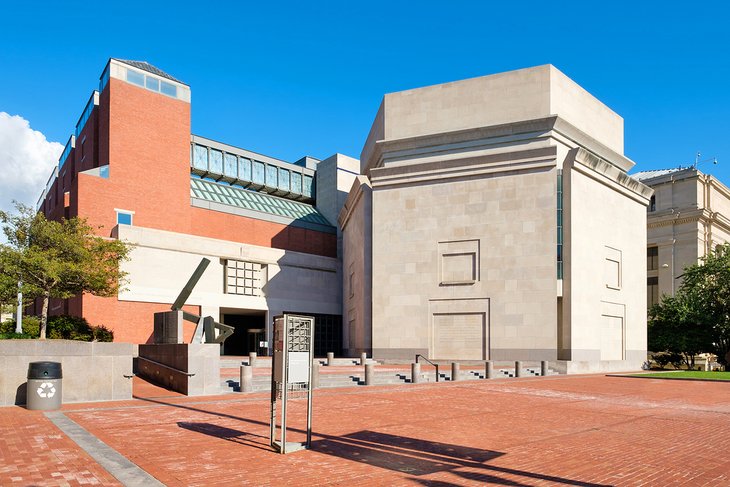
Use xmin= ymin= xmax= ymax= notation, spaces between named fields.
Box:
xmin=338 ymin=175 xmax=371 ymax=229
xmin=571 ymin=148 xmax=653 ymax=204
xmin=647 ymin=207 xmax=730 ymax=233
xmin=370 ymin=146 xmax=557 ymax=188
xmin=362 ymin=115 xmax=637 ymax=176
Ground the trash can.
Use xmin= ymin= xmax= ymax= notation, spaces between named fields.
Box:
xmin=26 ymin=361 xmax=62 ymax=410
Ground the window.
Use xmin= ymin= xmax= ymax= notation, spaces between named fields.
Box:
xmin=225 ymin=260 xmax=263 ymax=296
xmin=193 ymin=144 xmax=208 ymax=170
xmin=209 ymin=150 xmax=223 ymax=174
xmin=145 ymin=76 xmax=159 ymax=91
xmin=115 ymin=210 xmax=134 ymax=226
xmin=647 ymin=276 xmax=659 ymax=308
xmin=81 ymin=137 xmax=86 ymax=161
xmin=604 ymin=246 xmax=622 ymax=290
xmin=557 ymin=169 xmax=563 ymax=279
xmin=160 ymin=81 xmax=177 ymax=97
xmin=125 ymin=67 xmax=179 ymax=99
xmin=649 ymin=195 xmax=656 ymax=212
xmin=647 ymin=246 xmax=658 ymax=271
xmin=126 ymin=69 xmax=145 ymax=87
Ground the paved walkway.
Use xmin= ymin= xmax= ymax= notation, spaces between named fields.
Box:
xmin=1 ymin=374 xmax=729 ymax=486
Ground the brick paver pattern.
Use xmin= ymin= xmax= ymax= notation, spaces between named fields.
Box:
xmin=1 ymin=374 xmax=729 ymax=486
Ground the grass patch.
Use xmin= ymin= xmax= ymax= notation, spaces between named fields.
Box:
xmin=634 ymin=371 xmax=730 ymax=381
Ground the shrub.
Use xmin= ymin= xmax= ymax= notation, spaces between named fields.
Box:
xmin=1 ymin=316 xmax=40 ymax=337
xmin=92 ymin=324 xmax=114 ymax=342
xmin=47 ymin=315 xmax=93 ymax=341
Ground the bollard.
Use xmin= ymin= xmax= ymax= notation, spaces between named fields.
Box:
xmin=364 ymin=363 xmax=374 ymax=385
xmin=514 ymin=360 xmax=522 ymax=378
xmin=311 ymin=361 xmax=320 ymax=389
xmin=248 ymin=351 xmax=257 ymax=367
xmin=411 ymin=362 xmax=421 ymax=384
xmin=360 ymin=352 xmax=367 ymax=365
xmin=485 ymin=360 xmax=494 ymax=379
xmin=541 ymin=360 xmax=549 ymax=376
xmin=451 ymin=362 xmax=460 ymax=381
xmin=240 ymin=365 xmax=253 ymax=393
xmin=327 ymin=352 xmax=334 ymax=366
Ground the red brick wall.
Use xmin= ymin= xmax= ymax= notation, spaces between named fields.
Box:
xmin=42 ymin=73 xmax=336 ymax=343
xmin=82 ymin=295 xmax=201 ymax=344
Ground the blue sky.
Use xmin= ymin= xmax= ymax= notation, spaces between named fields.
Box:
xmin=1 ymin=0 xmax=729 ymax=201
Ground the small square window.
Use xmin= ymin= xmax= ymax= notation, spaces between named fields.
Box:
xmin=116 ymin=210 xmax=133 ymax=226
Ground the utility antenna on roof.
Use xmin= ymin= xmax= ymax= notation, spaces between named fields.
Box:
xmin=692 ymin=152 xmax=718 ymax=169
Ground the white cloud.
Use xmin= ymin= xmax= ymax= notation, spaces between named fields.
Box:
xmin=0 ymin=112 xmax=63 ymax=215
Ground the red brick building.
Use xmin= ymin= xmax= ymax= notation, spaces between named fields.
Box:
xmin=36 ymin=59 xmax=357 ymax=354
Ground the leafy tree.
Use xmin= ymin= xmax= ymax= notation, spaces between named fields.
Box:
xmin=649 ymin=244 xmax=730 ymax=368
xmin=0 ymin=203 xmax=130 ymax=339
xmin=680 ymin=244 xmax=730 ymax=367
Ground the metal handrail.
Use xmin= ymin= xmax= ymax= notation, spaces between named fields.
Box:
xmin=415 ymin=354 xmax=440 ymax=382
xmin=137 ymin=356 xmax=196 ymax=377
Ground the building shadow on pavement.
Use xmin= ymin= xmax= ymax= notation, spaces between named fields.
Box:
xmin=311 ymin=431 xmax=609 ymax=487
xmin=177 ymin=422 xmax=271 ymax=452
xmin=140 ymin=397 xmax=609 ymax=487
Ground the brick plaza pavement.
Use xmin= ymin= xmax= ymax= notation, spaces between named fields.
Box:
xmin=1 ymin=374 xmax=729 ymax=486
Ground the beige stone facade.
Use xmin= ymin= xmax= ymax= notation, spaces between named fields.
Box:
xmin=340 ymin=65 xmax=653 ymax=372
xmin=634 ymin=168 xmax=730 ymax=307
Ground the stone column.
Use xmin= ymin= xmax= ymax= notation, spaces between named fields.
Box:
xmin=411 ymin=362 xmax=421 ymax=384
xmin=451 ymin=362 xmax=460 ymax=381
xmin=248 ymin=351 xmax=257 ymax=367
xmin=360 ymin=352 xmax=367 ymax=365
xmin=541 ymin=360 xmax=549 ymax=376
xmin=514 ymin=361 xmax=522 ymax=378
xmin=326 ymin=352 xmax=334 ymax=366
xmin=485 ymin=360 xmax=493 ymax=379
xmin=364 ymin=363 xmax=374 ymax=385
xmin=240 ymin=365 xmax=253 ymax=393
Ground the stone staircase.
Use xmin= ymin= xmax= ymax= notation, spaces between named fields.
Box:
xmin=220 ymin=356 xmax=562 ymax=393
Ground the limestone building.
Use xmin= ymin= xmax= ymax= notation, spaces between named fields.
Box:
xmin=633 ymin=167 xmax=730 ymax=308
xmin=340 ymin=65 xmax=653 ymax=372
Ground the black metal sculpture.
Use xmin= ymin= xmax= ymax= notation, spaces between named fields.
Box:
xmin=172 ymin=258 xmax=234 ymax=345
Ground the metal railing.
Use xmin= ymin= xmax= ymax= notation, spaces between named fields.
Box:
xmin=415 ymin=354 xmax=440 ymax=382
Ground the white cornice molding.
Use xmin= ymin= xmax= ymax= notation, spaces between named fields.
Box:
xmin=571 ymin=148 xmax=653 ymax=204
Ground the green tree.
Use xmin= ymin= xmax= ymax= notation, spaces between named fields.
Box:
xmin=680 ymin=244 xmax=730 ymax=366
xmin=649 ymin=244 xmax=730 ymax=368
xmin=0 ymin=203 xmax=130 ymax=339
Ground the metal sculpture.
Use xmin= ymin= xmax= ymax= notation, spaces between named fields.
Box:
xmin=171 ymin=258 xmax=234 ymax=345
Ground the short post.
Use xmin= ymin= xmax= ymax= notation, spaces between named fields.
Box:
xmin=326 ymin=352 xmax=334 ymax=366
xmin=240 ymin=365 xmax=253 ymax=393
xmin=411 ymin=362 xmax=421 ymax=384
xmin=311 ymin=361 xmax=320 ymax=389
xmin=364 ymin=363 xmax=374 ymax=385
xmin=514 ymin=360 xmax=522 ymax=378
xmin=249 ymin=351 xmax=257 ymax=367
xmin=451 ymin=362 xmax=460 ymax=381
xmin=360 ymin=352 xmax=367 ymax=365
xmin=485 ymin=360 xmax=494 ymax=379
xmin=541 ymin=360 xmax=549 ymax=376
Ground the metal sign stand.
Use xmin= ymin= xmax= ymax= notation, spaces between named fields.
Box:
xmin=270 ymin=314 xmax=315 ymax=454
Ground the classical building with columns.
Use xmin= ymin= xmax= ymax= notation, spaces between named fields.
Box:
xmin=340 ymin=65 xmax=653 ymax=373
xmin=633 ymin=167 xmax=730 ymax=308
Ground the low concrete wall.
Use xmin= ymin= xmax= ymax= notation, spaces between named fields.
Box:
xmin=0 ymin=340 xmax=134 ymax=406
xmin=554 ymin=359 xmax=644 ymax=374
xmin=138 ymin=344 xmax=220 ymax=396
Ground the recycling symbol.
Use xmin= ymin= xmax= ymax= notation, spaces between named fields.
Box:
xmin=36 ymin=382 xmax=56 ymax=399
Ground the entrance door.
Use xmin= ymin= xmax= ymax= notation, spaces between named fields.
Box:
xmin=221 ymin=313 xmax=266 ymax=356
